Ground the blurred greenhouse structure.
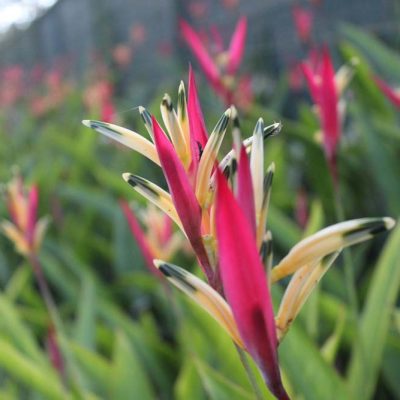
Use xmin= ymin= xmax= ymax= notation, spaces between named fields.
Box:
xmin=1 ymin=0 xmax=399 ymax=98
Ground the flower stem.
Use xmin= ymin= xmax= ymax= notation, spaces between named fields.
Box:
xmin=27 ymin=252 xmax=85 ymax=393
xmin=235 ymin=344 xmax=264 ymax=400
xmin=333 ymin=190 xmax=359 ymax=315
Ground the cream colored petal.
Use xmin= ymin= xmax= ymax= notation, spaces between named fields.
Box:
xmin=122 ymin=173 xmax=184 ymax=234
xmin=154 ymin=260 xmax=244 ymax=348
xmin=210 ymin=122 xmax=281 ymax=193
xmin=1 ymin=221 xmax=29 ymax=256
xmin=276 ymin=252 xmax=340 ymax=342
xmin=138 ymin=106 xmax=154 ymax=140
xmin=33 ymin=216 xmax=50 ymax=252
xmin=82 ymin=120 xmax=160 ymax=166
xmin=256 ymin=162 xmax=274 ymax=249
xmin=195 ymin=108 xmax=231 ymax=208
xmin=271 ymin=217 xmax=395 ymax=283
xmin=160 ymin=94 xmax=189 ymax=168
xmin=250 ymin=118 xmax=265 ymax=223
xmin=335 ymin=58 xmax=358 ymax=95
xmin=177 ymin=81 xmax=191 ymax=158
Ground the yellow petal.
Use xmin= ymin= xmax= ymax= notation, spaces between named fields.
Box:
xmin=33 ymin=216 xmax=50 ymax=252
xmin=250 ymin=118 xmax=265 ymax=223
xmin=177 ymin=81 xmax=191 ymax=158
xmin=160 ymin=94 xmax=189 ymax=168
xmin=271 ymin=217 xmax=395 ymax=283
xmin=275 ymin=252 xmax=340 ymax=342
xmin=122 ymin=173 xmax=184 ymax=234
xmin=82 ymin=120 xmax=160 ymax=166
xmin=256 ymin=162 xmax=274 ymax=249
xmin=1 ymin=221 xmax=30 ymax=256
xmin=195 ymin=108 xmax=231 ymax=208
xmin=154 ymin=260 xmax=244 ymax=348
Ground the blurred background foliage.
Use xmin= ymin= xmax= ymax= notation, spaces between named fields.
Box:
xmin=0 ymin=0 xmax=400 ymax=399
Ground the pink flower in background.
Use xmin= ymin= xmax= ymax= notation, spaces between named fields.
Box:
xmin=1 ymin=174 xmax=49 ymax=257
xmin=292 ymin=5 xmax=314 ymax=44
xmin=83 ymin=78 xmax=116 ymax=123
xmin=374 ymin=76 xmax=400 ymax=108
xmin=188 ymin=1 xmax=208 ymax=18
xmin=180 ymin=17 xmax=252 ymax=109
xmin=0 ymin=65 xmax=24 ymax=108
xmin=120 ymin=201 xmax=185 ymax=278
xmin=29 ymin=66 xmax=72 ymax=117
xmin=221 ymin=0 xmax=239 ymax=10
xmin=295 ymin=188 xmax=309 ymax=228
xmin=302 ymin=49 xmax=340 ymax=183
xmin=288 ymin=62 xmax=304 ymax=91
xmin=130 ymin=23 xmax=147 ymax=45
xmin=112 ymin=43 xmax=133 ymax=68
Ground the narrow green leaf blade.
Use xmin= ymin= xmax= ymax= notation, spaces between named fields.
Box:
xmin=347 ymin=224 xmax=400 ymax=399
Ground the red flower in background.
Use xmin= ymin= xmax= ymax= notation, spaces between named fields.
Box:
xmin=302 ymin=49 xmax=340 ymax=184
xmin=180 ymin=17 xmax=252 ymax=110
xmin=292 ymin=5 xmax=314 ymax=44
xmin=0 ymin=65 xmax=24 ymax=108
xmin=374 ymin=76 xmax=400 ymax=108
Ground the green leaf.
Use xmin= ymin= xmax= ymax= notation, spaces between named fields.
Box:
xmin=347 ymin=224 xmax=400 ymax=399
xmin=4 ymin=264 xmax=32 ymax=302
xmin=73 ymin=274 xmax=96 ymax=349
xmin=382 ymin=337 xmax=400 ymax=399
xmin=279 ymin=320 xmax=350 ymax=400
xmin=70 ymin=342 xmax=112 ymax=396
xmin=351 ymin=103 xmax=400 ymax=215
xmin=0 ymin=294 xmax=45 ymax=366
xmin=0 ymin=336 xmax=64 ymax=399
xmin=268 ymin=204 xmax=302 ymax=250
xmin=195 ymin=359 xmax=255 ymax=400
xmin=175 ymin=359 xmax=207 ymax=400
xmin=340 ymin=24 xmax=400 ymax=80
xmin=110 ymin=331 xmax=155 ymax=400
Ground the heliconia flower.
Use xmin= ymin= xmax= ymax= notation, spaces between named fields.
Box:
xmin=120 ymin=200 xmax=183 ymax=278
xmin=1 ymin=175 xmax=49 ymax=257
xmin=179 ymin=17 xmax=251 ymax=109
xmin=153 ymin=144 xmax=394 ymax=399
xmin=301 ymin=48 xmax=353 ymax=184
xmin=292 ymin=5 xmax=313 ymax=44
xmin=83 ymin=70 xmax=278 ymax=289
xmin=374 ymin=76 xmax=400 ymax=109
xmin=84 ymin=75 xmax=395 ymax=398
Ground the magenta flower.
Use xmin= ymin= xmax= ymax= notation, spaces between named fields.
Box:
xmin=215 ymin=165 xmax=289 ymax=400
xmin=180 ymin=17 xmax=252 ymax=109
xmin=302 ymin=49 xmax=340 ymax=183
xmin=374 ymin=76 xmax=400 ymax=108
xmin=83 ymin=73 xmax=394 ymax=399
xmin=1 ymin=174 xmax=49 ymax=257
xmin=120 ymin=200 xmax=184 ymax=278
xmin=292 ymin=5 xmax=313 ymax=44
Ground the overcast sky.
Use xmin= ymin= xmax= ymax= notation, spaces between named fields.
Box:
xmin=0 ymin=0 xmax=57 ymax=33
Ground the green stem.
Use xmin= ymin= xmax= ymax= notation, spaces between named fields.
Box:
xmin=235 ymin=345 xmax=264 ymax=400
xmin=28 ymin=252 xmax=85 ymax=394
xmin=333 ymin=190 xmax=359 ymax=316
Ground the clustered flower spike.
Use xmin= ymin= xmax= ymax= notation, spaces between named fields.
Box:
xmin=83 ymin=71 xmax=395 ymax=400
xmin=180 ymin=18 xmax=253 ymax=110
xmin=120 ymin=200 xmax=185 ymax=278
xmin=1 ymin=174 xmax=49 ymax=257
xmin=301 ymin=48 xmax=357 ymax=184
